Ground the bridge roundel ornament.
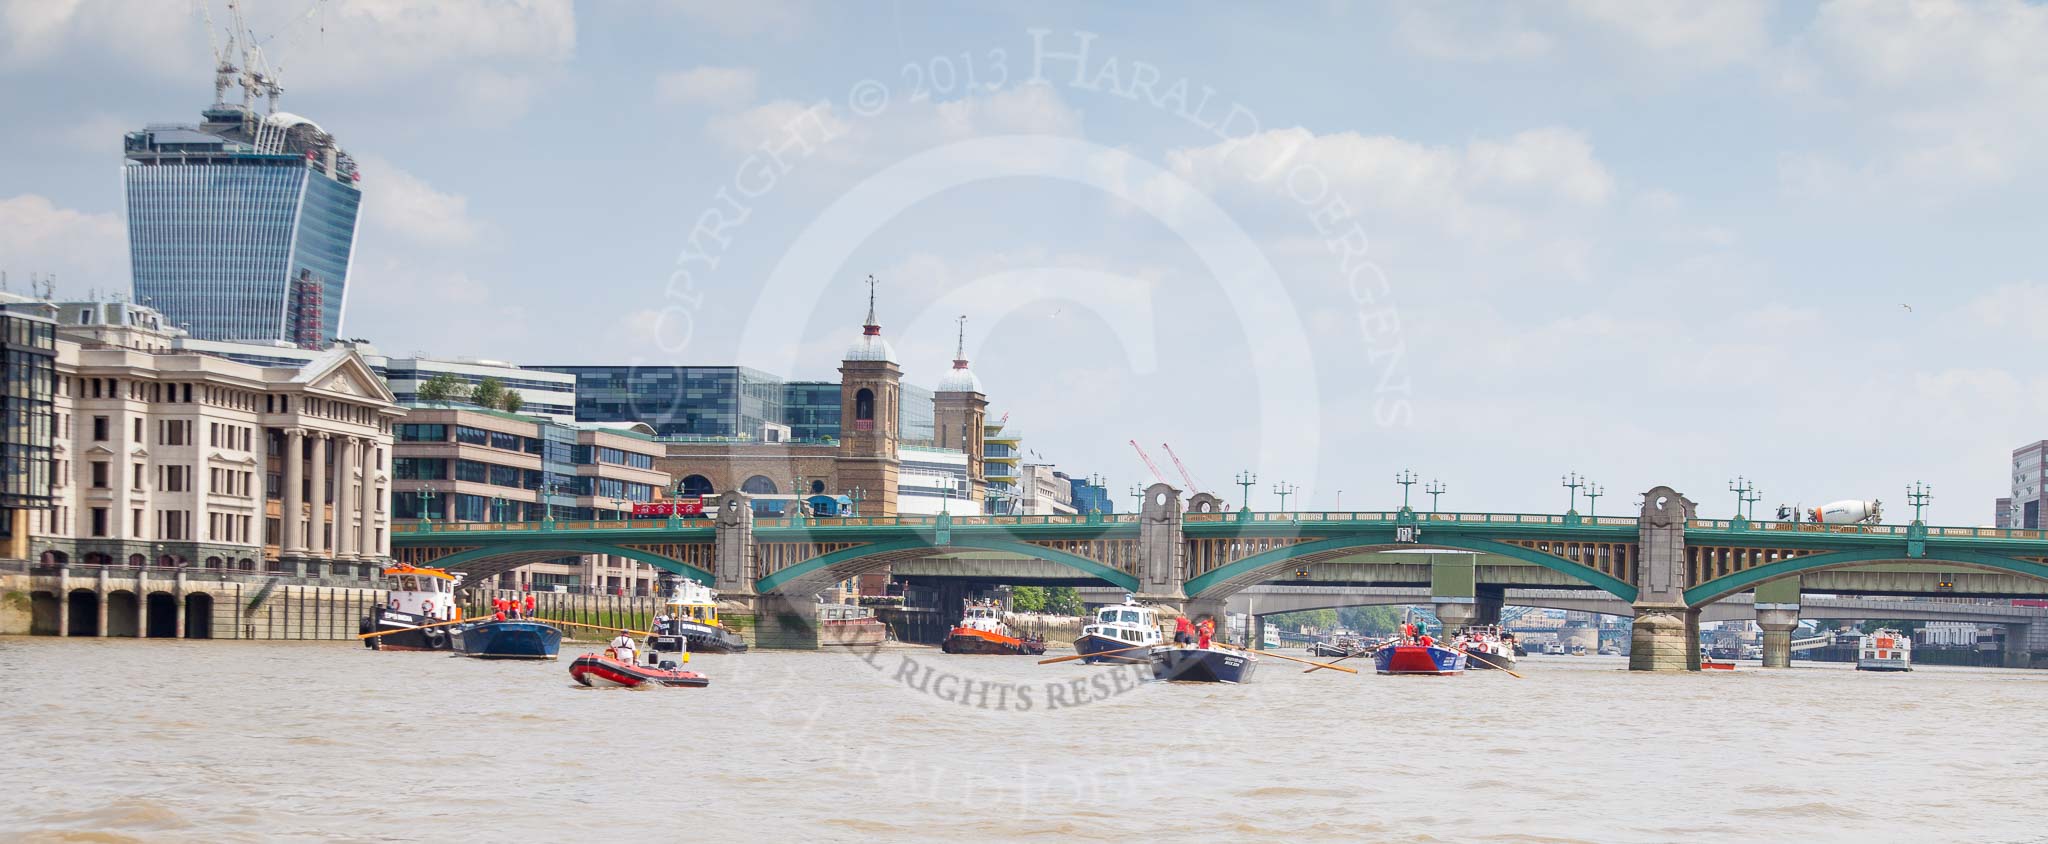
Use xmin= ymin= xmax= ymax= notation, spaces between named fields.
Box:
xmin=717 ymin=494 xmax=749 ymax=527
xmin=1640 ymin=486 xmax=1695 ymax=527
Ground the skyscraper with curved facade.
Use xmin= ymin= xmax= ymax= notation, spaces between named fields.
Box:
xmin=125 ymin=98 xmax=362 ymax=346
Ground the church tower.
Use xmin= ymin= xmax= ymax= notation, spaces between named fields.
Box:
xmin=836 ymin=276 xmax=901 ymax=516
xmin=933 ymin=316 xmax=988 ymax=505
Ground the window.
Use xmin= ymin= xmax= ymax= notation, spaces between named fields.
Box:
xmin=90 ymin=508 xmax=107 ymax=537
xmin=91 ymin=461 xmax=109 ymax=489
xmin=397 ymin=423 xmax=447 ymax=442
xmin=92 ymin=416 xmax=108 ymax=441
xmin=855 ymin=388 xmax=875 ymax=423
xmin=455 ymin=426 xmax=491 ymax=446
xmin=132 ymin=462 xmax=144 ymax=491
xmin=162 ymin=465 xmax=189 ymax=492
xmin=133 ymin=417 xmax=143 ymax=441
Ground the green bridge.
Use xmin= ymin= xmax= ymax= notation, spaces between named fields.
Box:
xmin=391 ymin=485 xmax=2048 ymax=668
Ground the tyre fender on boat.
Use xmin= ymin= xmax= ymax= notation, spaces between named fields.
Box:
xmin=422 ymin=628 xmax=448 ymax=649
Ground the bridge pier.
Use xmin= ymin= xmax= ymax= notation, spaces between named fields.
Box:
xmin=1631 ymin=486 xmax=1697 ymax=671
xmin=1755 ymin=578 xmax=1801 ymax=669
xmin=1433 ymin=600 xmax=1477 ymax=633
xmin=1630 ymin=605 xmax=1691 ymax=671
xmin=2004 ymin=624 xmax=2032 ymax=669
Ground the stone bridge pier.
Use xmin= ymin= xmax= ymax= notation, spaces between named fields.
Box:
xmin=1631 ymin=486 xmax=1698 ymax=671
xmin=1754 ymin=578 xmax=1802 ymax=669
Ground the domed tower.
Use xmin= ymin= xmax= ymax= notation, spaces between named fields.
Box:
xmin=934 ymin=316 xmax=988 ymax=504
xmin=837 ymin=276 xmax=901 ymax=516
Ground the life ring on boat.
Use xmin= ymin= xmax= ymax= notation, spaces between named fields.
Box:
xmin=388 ymin=597 xmax=399 ymax=611
xmin=420 ymin=601 xmax=434 ymax=618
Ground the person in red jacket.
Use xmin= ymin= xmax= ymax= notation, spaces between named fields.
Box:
xmin=1196 ymin=617 xmax=1215 ymax=649
xmin=1173 ymin=615 xmax=1195 ymax=646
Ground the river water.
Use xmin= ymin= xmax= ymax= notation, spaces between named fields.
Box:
xmin=3 ymin=637 xmax=2046 ymax=843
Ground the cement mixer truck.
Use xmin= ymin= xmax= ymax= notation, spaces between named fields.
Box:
xmin=1810 ymin=499 xmax=1883 ymax=525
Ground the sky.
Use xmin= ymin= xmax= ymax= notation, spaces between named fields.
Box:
xmin=2 ymin=0 xmax=2046 ymax=525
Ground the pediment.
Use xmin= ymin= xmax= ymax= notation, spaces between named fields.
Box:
xmin=297 ymin=350 xmax=397 ymax=404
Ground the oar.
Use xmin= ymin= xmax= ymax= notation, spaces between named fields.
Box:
xmin=1217 ymin=642 xmax=1358 ymax=674
xmin=1463 ymin=649 xmax=1525 ymax=679
xmin=357 ymin=616 xmax=473 ymax=640
xmin=531 ymin=617 xmax=654 ymax=638
xmin=1038 ymin=644 xmax=1152 ymax=665
xmin=1303 ymin=640 xmax=1395 ymax=673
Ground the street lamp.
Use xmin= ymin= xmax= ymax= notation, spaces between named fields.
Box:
xmin=1907 ymin=481 xmax=1932 ymax=524
xmin=1395 ymin=469 xmax=1418 ymax=510
xmin=1561 ymin=473 xmax=1585 ymax=514
xmin=1235 ymin=471 xmax=1257 ymax=512
xmin=847 ymin=486 xmax=866 ymax=518
xmin=491 ymin=495 xmax=507 ymax=524
xmin=1728 ymin=476 xmax=1759 ymax=520
xmin=418 ymin=484 xmax=439 ymax=525
xmin=1585 ymin=483 xmax=1604 ymax=517
xmin=1425 ymin=479 xmax=1447 ymax=513
xmin=1272 ymin=481 xmax=1297 ymax=512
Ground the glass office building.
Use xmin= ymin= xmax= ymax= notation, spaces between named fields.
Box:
xmin=538 ymin=365 xmax=937 ymax=443
xmin=125 ymin=105 xmax=362 ymax=345
xmin=0 ymin=303 xmax=57 ymax=529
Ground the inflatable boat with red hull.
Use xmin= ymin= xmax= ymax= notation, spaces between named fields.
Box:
xmin=568 ymin=652 xmax=710 ymax=688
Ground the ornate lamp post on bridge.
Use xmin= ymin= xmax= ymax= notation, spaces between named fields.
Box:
xmin=1907 ymin=481 xmax=1932 ymax=524
xmin=417 ymin=484 xmax=439 ymax=532
xmin=1561 ymin=472 xmax=1585 ymax=515
xmin=1234 ymin=471 xmax=1257 ymax=522
xmin=847 ymin=486 xmax=866 ymax=518
xmin=667 ymin=478 xmax=686 ymax=528
xmin=541 ymin=480 xmax=560 ymax=527
xmin=1585 ymin=483 xmax=1603 ymax=518
xmin=1728 ymin=476 xmax=1760 ymax=523
xmin=1395 ymin=469 xmax=1418 ymax=511
xmin=1425 ymin=479 xmax=1447 ymax=513
xmin=1272 ymin=481 xmax=1297 ymax=513
xmin=491 ymin=495 xmax=508 ymax=525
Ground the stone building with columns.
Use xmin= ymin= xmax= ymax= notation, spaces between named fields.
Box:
xmin=20 ymin=298 xmax=401 ymax=579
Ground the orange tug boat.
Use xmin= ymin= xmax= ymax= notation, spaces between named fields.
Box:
xmin=940 ymin=600 xmax=1047 ymax=655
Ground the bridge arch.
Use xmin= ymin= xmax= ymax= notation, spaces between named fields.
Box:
xmin=1184 ymin=535 xmax=1640 ymax=602
xmin=425 ymin=542 xmax=714 ymax=587
xmin=756 ymin=536 xmax=1140 ymax=597
xmin=1684 ymin=548 xmax=2048 ymax=607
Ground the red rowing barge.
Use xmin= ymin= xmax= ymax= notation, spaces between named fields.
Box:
xmin=569 ymin=650 xmax=710 ymax=688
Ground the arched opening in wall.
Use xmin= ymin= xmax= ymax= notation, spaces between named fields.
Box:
xmin=83 ymin=552 xmax=110 ymax=566
xmin=38 ymin=550 xmax=68 ymax=568
xmin=30 ymin=591 xmax=59 ymax=635
xmin=145 ymin=592 xmax=178 ymax=638
xmin=237 ymin=558 xmax=255 ymax=571
xmin=205 ymin=556 xmax=224 ymax=569
xmin=127 ymin=553 xmax=145 ymax=567
xmin=184 ymin=593 xmax=214 ymax=639
xmin=854 ymin=388 xmax=875 ymax=429
xmin=67 ymin=590 xmax=98 ymax=636
xmin=105 ymin=591 xmax=139 ymax=637
xmin=681 ymin=475 xmax=716 ymax=497
xmin=158 ymin=555 xmax=178 ymax=568
xmin=742 ymin=476 xmax=778 ymax=495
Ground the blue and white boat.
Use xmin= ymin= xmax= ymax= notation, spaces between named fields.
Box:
xmin=450 ymin=620 xmax=563 ymax=660
xmin=1073 ymin=596 xmax=1164 ymax=664
xmin=1150 ymin=645 xmax=1258 ymax=684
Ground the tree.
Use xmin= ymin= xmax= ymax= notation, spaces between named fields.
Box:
xmin=1045 ymin=586 xmax=1084 ymax=616
xmin=470 ymin=377 xmax=508 ymax=410
xmin=416 ymin=373 xmax=467 ymax=405
xmin=1010 ymin=586 xmax=1048 ymax=612
xmin=501 ymin=391 xmax=524 ymax=413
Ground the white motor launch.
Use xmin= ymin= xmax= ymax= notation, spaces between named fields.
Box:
xmin=1810 ymin=499 xmax=1882 ymax=525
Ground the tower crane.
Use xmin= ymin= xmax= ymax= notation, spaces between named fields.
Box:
xmin=1127 ymin=440 xmax=1167 ymax=486
xmin=1160 ymin=442 xmax=1206 ymax=495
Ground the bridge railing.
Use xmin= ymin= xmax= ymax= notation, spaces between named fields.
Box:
xmin=390 ymin=519 xmax=715 ymax=535
xmin=753 ymin=513 xmax=1145 ymax=528
xmin=1185 ymin=511 xmax=1641 ymax=527
xmin=1688 ymin=519 xmax=2048 ymax=541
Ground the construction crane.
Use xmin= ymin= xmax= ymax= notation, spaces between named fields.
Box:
xmin=1160 ymin=443 xmax=1206 ymax=495
xmin=1127 ymin=440 xmax=1167 ymax=485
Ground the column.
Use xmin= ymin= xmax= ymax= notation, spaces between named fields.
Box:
xmin=95 ymin=568 xmax=109 ymax=638
xmin=335 ymin=437 xmax=357 ymax=560
xmin=2004 ymin=624 xmax=2033 ymax=669
xmin=307 ymin=433 xmax=328 ymax=566
xmin=360 ymin=440 xmax=379 ymax=563
xmin=282 ymin=429 xmax=305 ymax=555
xmin=1755 ymin=577 xmax=1801 ymax=669
xmin=56 ymin=565 xmax=70 ymax=638
xmin=174 ymin=570 xmax=187 ymax=639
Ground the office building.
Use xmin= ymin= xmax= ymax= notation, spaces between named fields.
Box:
xmin=125 ymin=81 xmax=363 ymax=344
xmin=390 ymin=407 xmax=669 ymax=593
xmin=2009 ymin=442 xmax=2048 ymax=529
xmin=0 ymin=298 xmax=59 ymax=560
xmin=171 ymin=336 xmax=577 ymax=423
xmin=536 ymin=364 xmax=938 ymax=445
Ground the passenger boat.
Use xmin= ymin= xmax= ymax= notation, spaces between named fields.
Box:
xmin=650 ymin=578 xmax=750 ymax=655
xmin=1149 ymin=645 xmax=1258 ymax=683
xmin=1454 ymin=625 xmax=1518 ymax=671
xmin=1375 ymin=642 xmax=1468 ymax=675
xmin=1073 ymin=597 xmax=1163 ymax=663
xmin=941 ymin=599 xmax=1048 ymax=655
xmin=568 ymin=650 xmax=710 ymax=688
xmin=451 ymin=620 xmax=562 ymax=660
xmin=360 ymin=564 xmax=464 ymax=652
xmin=1543 ymin=641 xmax=1565 ymax=656
xmin=817 ymin=602 xmax=890 ymax=647
xmin=1700 ymin=654 xmax=1737 ymax=670
xmin=1856 ymin=629 xmax=1913 ymax=672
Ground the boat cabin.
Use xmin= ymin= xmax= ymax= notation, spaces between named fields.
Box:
xmin=663 ymin=579 xmax=724 ymax=628
xmin=382 ymin=564 xmax=460 ymax=620
xmin=1083 ymin=600 xmax=1163 ymax=646
xmin=958 ymin=599 xmax=1009 ymax=633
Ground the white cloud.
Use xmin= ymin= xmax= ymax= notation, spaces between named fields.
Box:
xmin=662 ymin=0 xmax=809 ymax=37
xmin=1394 ymin=2 xmax=1555 ymax=62
xmin=656 ymin=66 xmax=758 ymax=107
xmin=355 ymin=156 xmax=484 ymax=247
xmin=0 ymin=0 xmax=197 ymax=70
xmin=1565 ymin=0 xmax=1772 ymax=70
xmin=0 ymin=194 xmax=127 ymax=298
xmin=703 ymin=84 xmax=1084 ymax=174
